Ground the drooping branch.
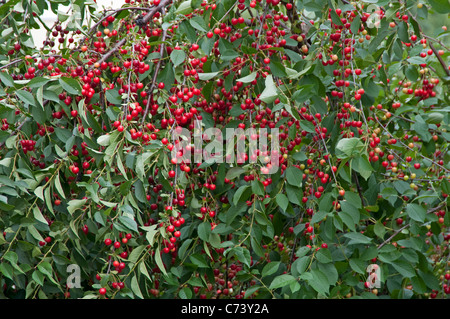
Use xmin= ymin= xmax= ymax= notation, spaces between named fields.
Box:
xmin=96 ymin=38 xmax=127 ymax=66
xmin=141 ymin=29 xmax=168 ymax=125
xmin=141 ymin=0 xmax=172 ymax=25
xmin=75 ymin=2 xmax=170 ymax=52
xmin=87 ymin=6 xmax=153 ymax=35
xmin=85 ymin=0 xmax=172 ymax=66
xmin=377 ymin=224 xmax=410 ymax=250
xmin=377 ymin=202 xmax=445 ymax=250
xmin=0 ymin=54 xmax=62 ymax=71
xmin=353 ymin=171 xmax=366 ymax=207
xmin=428 ymin=41 xmax=450 ymax=77
xmin=408 ymin=13 xmax=450 ymax=77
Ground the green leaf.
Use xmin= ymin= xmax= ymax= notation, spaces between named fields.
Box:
xmin=299 ymin=120 xmax=315 ymax=133
xmin=251 ymin=179 xmax=265 ymax=196
xmin=397 ymin=21 xmax=409 ymax=43
xmin=155 ymin=246 xmax=167 ymax=276
xmin=37 ymin=262 xmax=54 ymax=279
xmin=226 ymin=202 xmax=246 ymax=226
xmin=198 ymin=72 xmax=219 ymax=81
xmin=33 ymin=206 xmax=48 ymax=224
xmin=28 ymin=225 xmax=44 ymax=242
xmin=350 ymin=15 xmax=361 ymax=35
xmin=269 ymin=274 xmax=297 ymax=290
xmin=0 ymin=71 xmax=15 ymax=87
xmin=128 ymin=245 xmax=146 ymax=264
xmin=197 ymin=222 xmax=211 ymax=241
xmin=310 ymin=210 xmax=328 ymax=224
xmin=292 ymin=256 xmax=309 ymax=276
xmin=285 ymin=166 xmax=302 ymax=187
xmin=0 ymin=0 xmax=21 ymax=20
xmin=405 ymin=65 xmax=419 ymax=82
xmin=391 ymin=259 xmax=416 ymax=278
xmin=97 ymin=134 xmax=111 ymax=146
xmin=32 ymin=270 xmax=44 ymax=286
xmin=170 ymin=49 xmax=186 ymax=68
xmin=262 ymin=261 xmax=280 ymax=277
xmin=418 ymin=270 xmax=440 ymax=291
xmin=304 ymin=269 xmax=329 ymax=296
xmin=412 ymin=115 xmax=432 ymax=143
xmin=236 ymin=72 xmax=257 ymax=83
xmin=374 ymin=220 xmax=386 ymax=239
xmin=0 ymin=263 xmax=14 ymax=280
xmin=142 ymin=224 xmax=158 ymax=246
xmin=406 ymin=203 xmax=426 ymax=223
xmin=28 ymin=77 xmax=51 ymax=89
xmin=315 ymin=248 xmax=332 ymax=264
xmin=179 ymin=286 xmax=193 ymax=299
xmin=349 ymin=258 xmax=366 ymax=274
xmin=288 ymin=65 xmax=313 ymax=80
xmin=275 ymin=193 xmax=289 ymax=212
xmin=352 ymin=155 xmax=373 ymax=180
xmin=16 ymin=89 xmax=36 ymax=106
xmin=428 ymin=0 xmax=450 ymax=13
xmin=336 ymin=138 xmax=364 ymax=159
xmin=225 ymin=167 xmax=246 ymax=180
xmin=175 ymin=0 xmax=193 ymax=15
xmin=259 ymin=75 xmax=277 ymax=104
xmin=233 ymin=185 xmax=250 ymax=205
xmin=410 ymin=276 xmax=427 ymax=294
xmin=425 ymin=113 xmax=443 ymax=125
xmin=269 ymin=60 xmax=287 ymax=78
xmin=343 ymin=232 xmax=372 ymax=245
xmin=67 ymin=199 xmax=86 ymax=215
xmin=59 ymin=77 xmax=81 ymax=95
xmin=34 ymin=186 xmax=44 ymax=201
xmin=131 ymin=276 xmax=144 ymax=299
xmin=189 ymin=15 xmax=207 ymax=32
xmin=118 ymin=215 xmax=138 ymax=232
xmin=221 ymin=49 xmax=239 ymax=61
xmin=105 ymin=88 xmax=122 ymax=104
xmin=339 ymin=201 xmax=360 ymax=230
xmin=229 ymin=247 xmax=251 ymax=268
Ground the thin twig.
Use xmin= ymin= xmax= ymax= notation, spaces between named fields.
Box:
xmin=96 ymin=38 xmax=127 ymax=65
xmin=141 ymin=29 xmax=167 ymax=125
xmin=408 ymin=13 xmax=450 ymax=77
xmin=378 ymin=224 xmax=410 ymax=250
xmin=353 ymin=171 xmax=366 ymax=207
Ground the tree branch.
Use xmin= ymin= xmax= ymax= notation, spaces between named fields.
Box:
xmin=141 ymin=29 xmax=168 ymax=125
xmin=408 ymin=13 xmax=450 ymax=77
xmin=353 ymin=171 xmax=366 ymax=207
xmin=141 ymin=0 xmax=172 ymax=25
xmin=96 ymin=38 xmax=127 ymax=65
xmin=0 ymin=54 xmax=62 ymax=71
xmin=377 ymin=224 xmax=410 ymax=250
xmin=428 ymin=41 xmax=450 ymax=77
